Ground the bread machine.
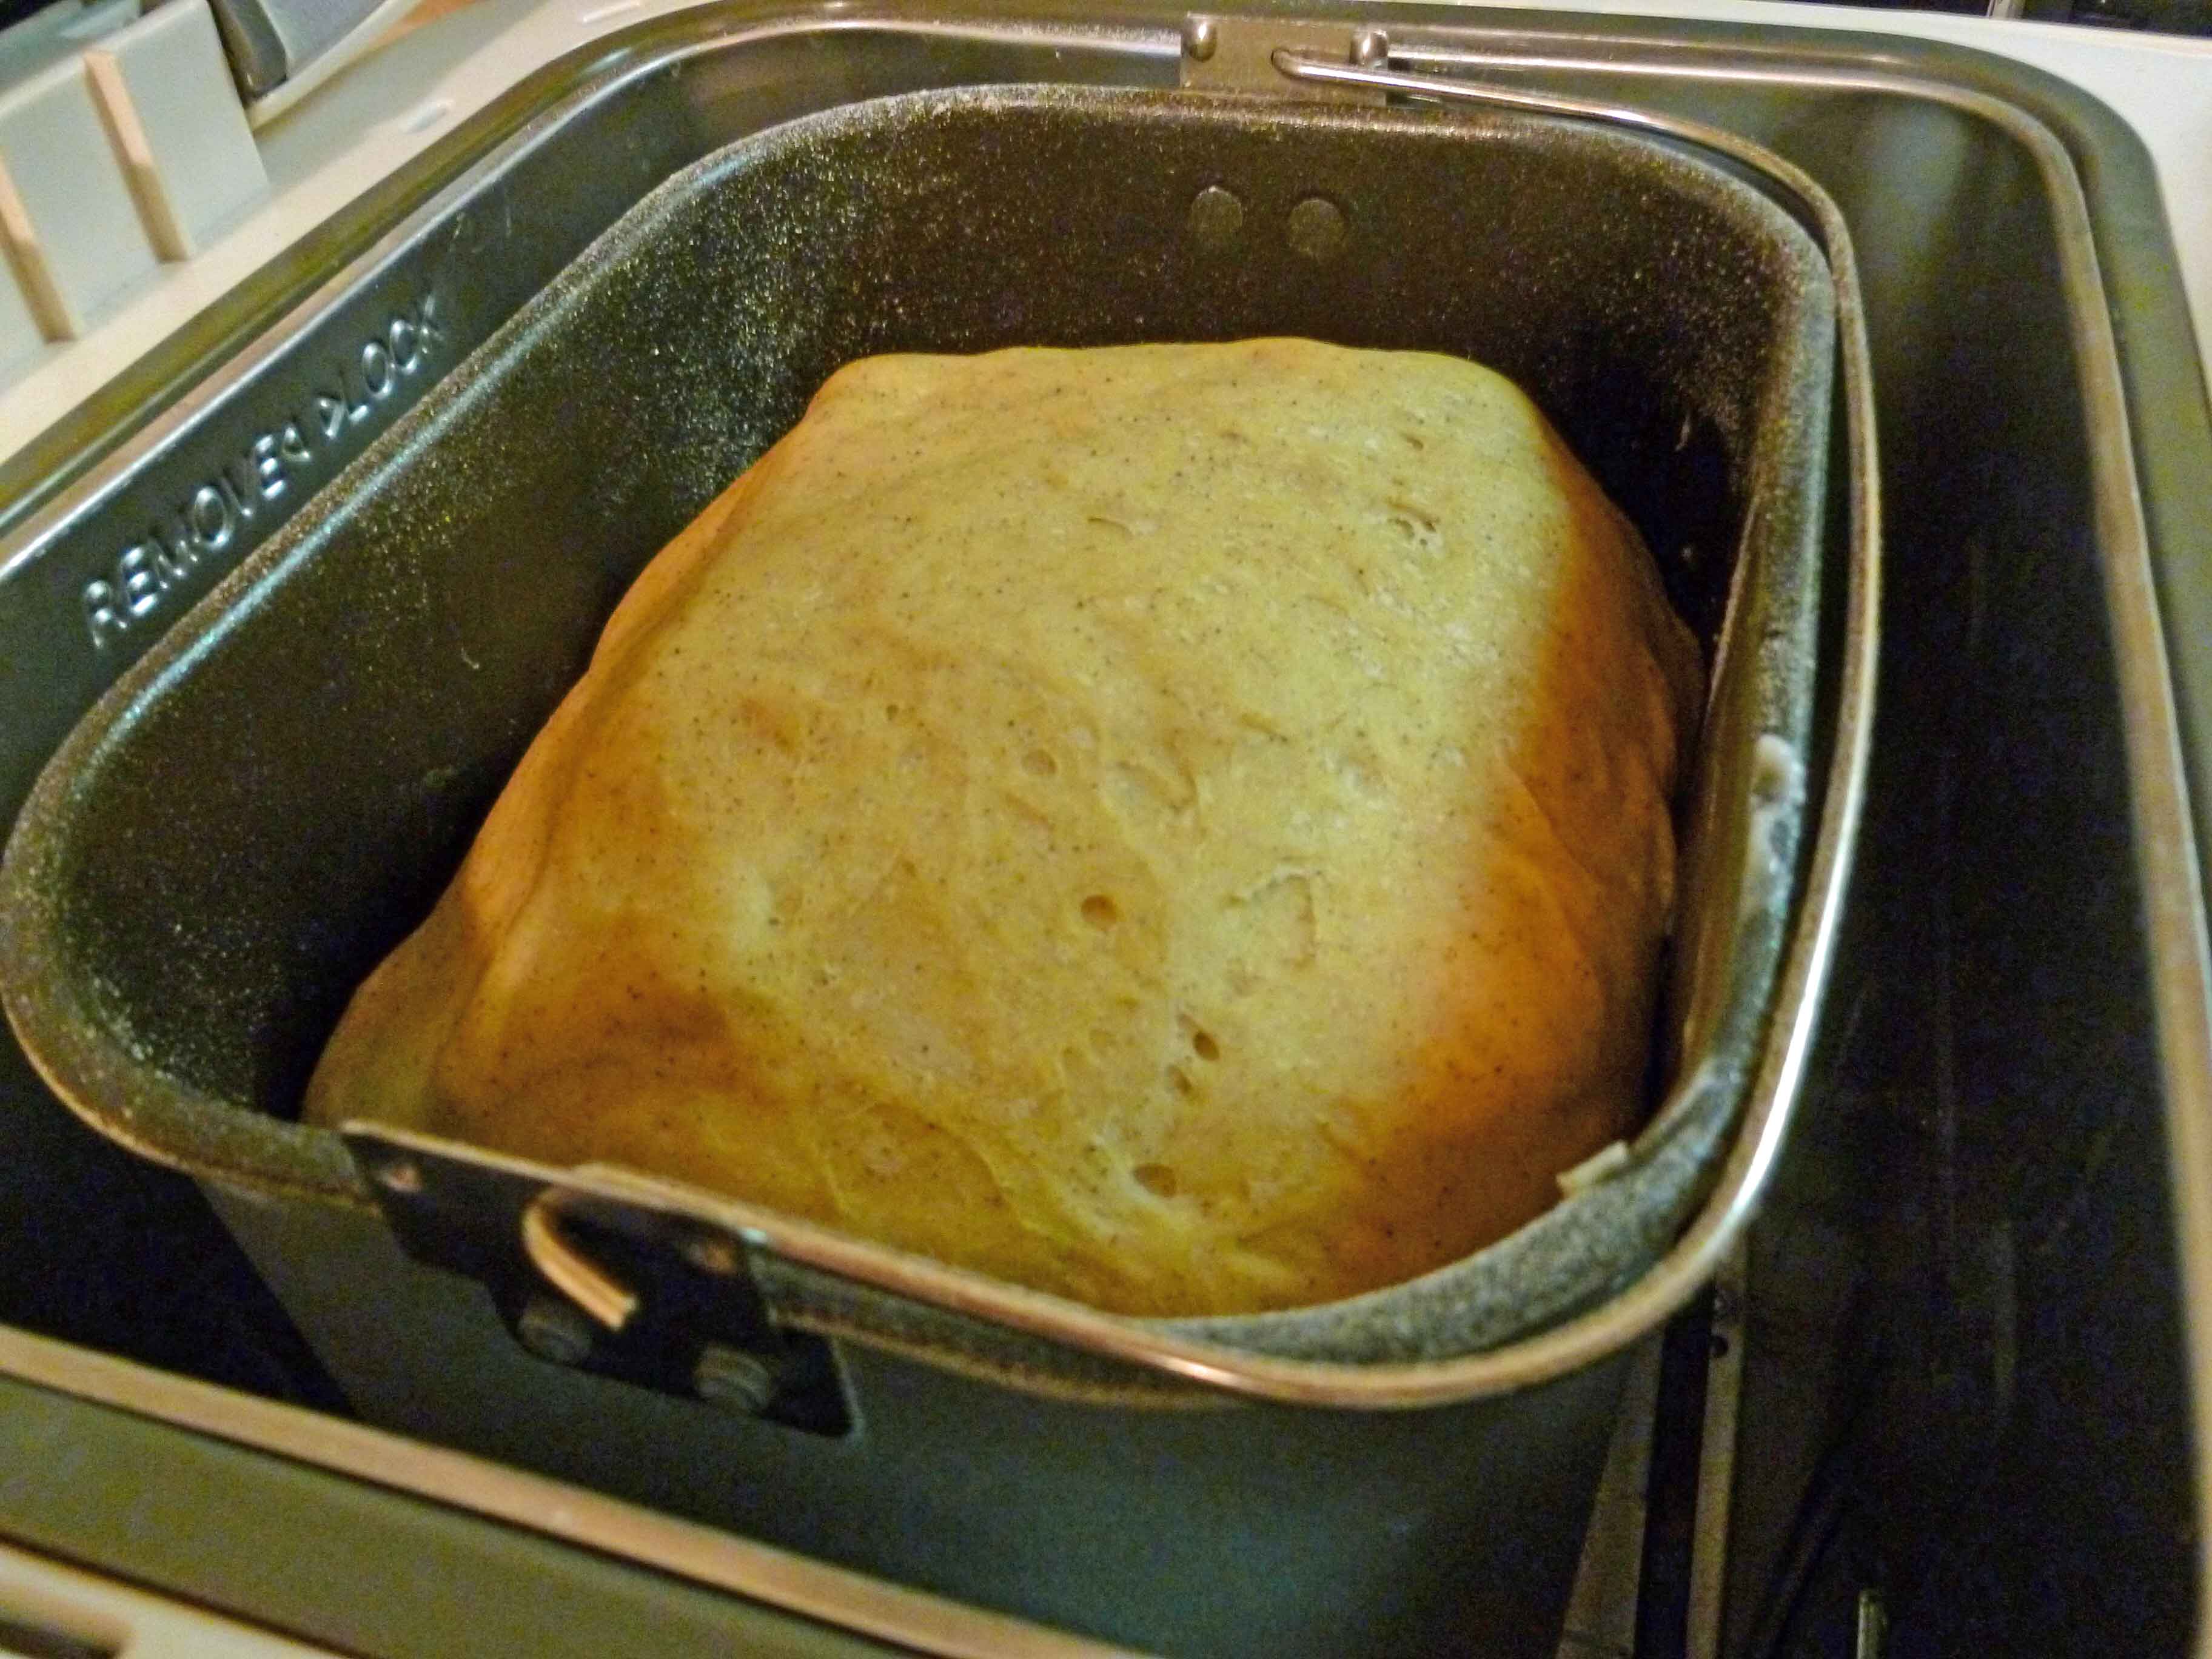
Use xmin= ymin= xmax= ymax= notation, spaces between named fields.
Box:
xmin=0 ymin=2 xmax=2206 ymax=1657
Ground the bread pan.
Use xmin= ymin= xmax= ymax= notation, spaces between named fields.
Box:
xmin=0 ymin=39 xmax=1868 ymax=1658
xmin=5 ymin=5 xmax=2207 ymax=1655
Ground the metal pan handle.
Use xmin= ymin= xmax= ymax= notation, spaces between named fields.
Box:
xmin=1267 ymin=44 xmax=1880 ymax=646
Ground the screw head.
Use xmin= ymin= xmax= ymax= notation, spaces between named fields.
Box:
xmin=1181 ymin=16 xmax=1218 ymax=60
xmin=375 ymin=1158 xmax=423 ymax=1195
xmin=694 ymin=1344 xmax=779 ymax=1416
xmin=1286 ymin=195 xmax=1349 ymax=263
xmin=1351 ymin=27 xmax=1389 ymax=67
xmin=516 ymin=1295 xmax=595 ymax=1366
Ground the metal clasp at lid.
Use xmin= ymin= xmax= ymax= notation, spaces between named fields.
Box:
xmin=1178 ymin=15 xmax=1390 ymax=101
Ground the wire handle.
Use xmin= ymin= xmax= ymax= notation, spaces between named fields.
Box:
xmin=521 ymin=1188 xmax=642 ymax=1331
xmin=1270 ymin=44 xmax=1879 ymax=597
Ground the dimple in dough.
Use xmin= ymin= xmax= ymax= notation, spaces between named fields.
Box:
xmin=305 ymin=338 xmax=1704 ymax=1319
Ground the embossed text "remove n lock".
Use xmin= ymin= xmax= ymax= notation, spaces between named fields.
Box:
xmin=82 ymin=293 xmax=447 ymax=652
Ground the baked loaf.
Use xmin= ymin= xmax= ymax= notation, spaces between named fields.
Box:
xmin=305 ymin=339 xmax=1703 ymax=1318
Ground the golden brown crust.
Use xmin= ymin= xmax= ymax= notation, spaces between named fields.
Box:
xmin=306 ymin=339 xmax=1701 ymax=1318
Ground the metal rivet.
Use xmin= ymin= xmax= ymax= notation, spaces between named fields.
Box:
xmin=1351 ymin=27 xmax=1389 ymax=67
xmin=1186 ymin=184 xmax=1245 ymax=252
xmin=375 ymin=1158 xmax=423 ymax=1195
xmin=694 ymin=1344 xmax=779 ymax=1415
xmin=517 ymin=1295 xmax=595 ymax=1366
xmin=1181 ymin=16 xmax=1217 ymax=60
xmin=1286 ymin=196 xmax=1349 ymax=263
xmin=1750 ymin=734 xmax=1800 ymax=811
xmin=683 ymin=1234 xmax=741 ymax=1276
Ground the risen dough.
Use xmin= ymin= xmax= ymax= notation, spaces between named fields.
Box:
xmin=305 ymin=338 xmax=1702 ymax=1318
